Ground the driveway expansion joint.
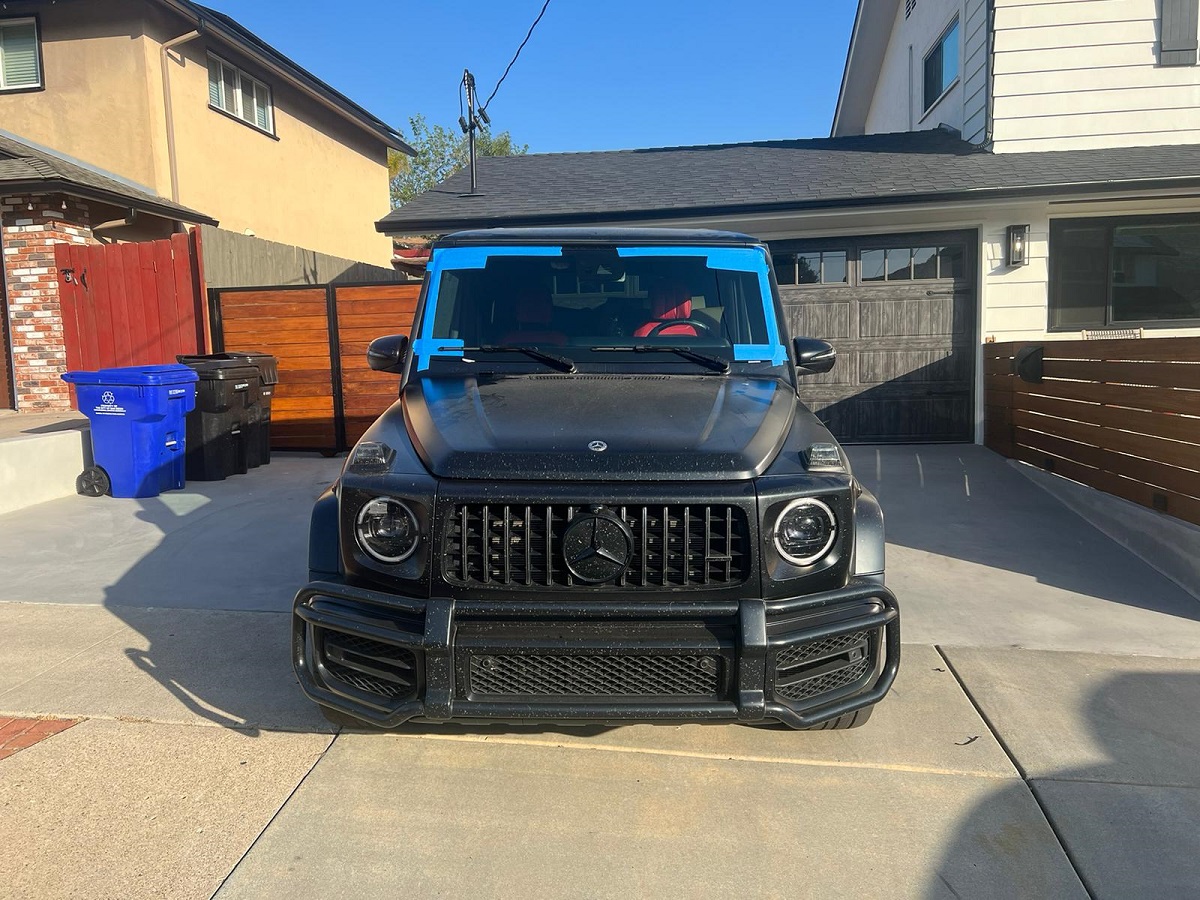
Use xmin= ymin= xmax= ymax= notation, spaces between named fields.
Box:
xmin=936 ymin=645 xmax=1097 ymax=900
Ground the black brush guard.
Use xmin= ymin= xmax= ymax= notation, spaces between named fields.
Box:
xmin=293 ymin=579 xmax=899 ymax=729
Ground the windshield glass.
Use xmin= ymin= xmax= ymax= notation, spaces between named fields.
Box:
xmin=412 ymin=244 xmax=785 ymax=371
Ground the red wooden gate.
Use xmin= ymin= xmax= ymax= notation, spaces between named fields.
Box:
xmin=54 ymin=231 xmax=207 ymax=373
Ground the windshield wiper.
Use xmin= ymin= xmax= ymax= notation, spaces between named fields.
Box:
xmin=592 ymin=345 xmax=731 ymax=374
xmin=444 ymin=345 xmax=577 ymax=374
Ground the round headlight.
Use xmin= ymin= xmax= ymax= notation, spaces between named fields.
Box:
xmin=355 ymin=497 xmax=420 ymax=563
xmin=773 ymin=498 xmax=837 ymax=566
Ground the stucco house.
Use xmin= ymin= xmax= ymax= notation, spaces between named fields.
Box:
xmin=1 ymin=0 xmax=411 ymax=411
xmin=379 ymin=0 xmax=1200 ymax=445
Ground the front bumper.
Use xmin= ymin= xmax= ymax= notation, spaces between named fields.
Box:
xmin=292 ymin=579 xmax=899 ymax=729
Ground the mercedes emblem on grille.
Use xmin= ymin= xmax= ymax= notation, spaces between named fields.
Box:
xmin=588 ymin=440 xmax=607 ymax=452
xmin=562 ymin=511 xmax=633 ymax=583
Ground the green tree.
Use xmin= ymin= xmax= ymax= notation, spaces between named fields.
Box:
xmin=389 ymin=114 xmax=528 ymax=207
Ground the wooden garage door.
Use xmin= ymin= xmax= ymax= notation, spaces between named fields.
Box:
xmin=772 ymin=231 xmax=976 ymax=443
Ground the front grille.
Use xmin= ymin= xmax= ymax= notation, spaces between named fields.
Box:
xmin=773 ymin=629 xmax=875 ymax=704
xmin=468 ymin=652 xmax=723 ymax=698
xmin=321 ymin=631 xmax=418 ymax=701
xmin=444 ymin=503 xmax=750 ymax=588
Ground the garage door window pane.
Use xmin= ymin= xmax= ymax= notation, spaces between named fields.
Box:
xmin=886 ymin=248 xmax=913 ymax=280
xmin=796 ymin=253 xmax=820 ymax=284
xmin=938 ymin=245 xmax=965 ymax=279
xmin=912 ymin=247 xmax=937 ymax=279
xmin=773 ymin=254 xmax=796 ymax=285
xmin=823 ymin=251 xmax=847 ymax=284
xmin=861 ymin=249 xmax=886 ymax=282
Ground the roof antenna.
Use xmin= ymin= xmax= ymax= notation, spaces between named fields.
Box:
xmin=458 ymin=70 xmax=488 ymax=194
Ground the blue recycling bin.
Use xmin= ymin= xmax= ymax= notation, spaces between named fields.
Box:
xmin=62 ymin=364 xmax=199 ymax=498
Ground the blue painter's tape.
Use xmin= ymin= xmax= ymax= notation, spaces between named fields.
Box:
xmin=430 ymin=245 xmax=563 ymax=272
xmin=615 ymin=245 xmax=765 ymax=273
xmin=733 ymin=343 xmax=789 ymax=366
xmin=415 ymin=247 xmax=564 ymax=369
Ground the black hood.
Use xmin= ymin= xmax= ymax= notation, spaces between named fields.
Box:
xmin=395 ymin=374 xmax=804 ymax=481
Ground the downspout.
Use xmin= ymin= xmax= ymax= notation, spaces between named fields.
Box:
xmin=161 ymin=27 xmax=203 ymax=206
xmin=982 ymin=0 xmax=996 ymax=149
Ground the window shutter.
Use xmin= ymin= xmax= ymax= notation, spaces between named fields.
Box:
xmin=207 ymin=56 xmax=222 ymax=106
xmin=1 ymin=21 xmax=40 ymax=89
xmin=1161 ymin=0 xmax=1199 ymax=66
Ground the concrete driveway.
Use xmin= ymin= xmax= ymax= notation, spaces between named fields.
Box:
xmin=1 ymin=446 xmax=1197 ymax=899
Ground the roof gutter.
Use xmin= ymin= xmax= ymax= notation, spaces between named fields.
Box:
xmin=376 ymin=176 xmax=1200 ymax=234
xmin=155 ymin=0 xmax=415 ymax=155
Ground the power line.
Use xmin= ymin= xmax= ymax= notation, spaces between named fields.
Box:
xmin=479 ymin=0 xmax=552 ymax=114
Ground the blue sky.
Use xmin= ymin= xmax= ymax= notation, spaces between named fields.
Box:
xmin=212 ymin=0 xmax=857 ymax=153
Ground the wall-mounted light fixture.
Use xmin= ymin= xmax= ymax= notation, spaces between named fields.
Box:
xmin=1006 ymin=224 xmax=1030 ymax=267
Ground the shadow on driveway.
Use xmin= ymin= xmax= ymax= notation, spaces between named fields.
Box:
xmin=927 ymin=668 xmax=1200 ymax=898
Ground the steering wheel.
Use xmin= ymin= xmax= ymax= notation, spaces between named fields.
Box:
xmin=646 ymin=316 xmax=717 ymax=338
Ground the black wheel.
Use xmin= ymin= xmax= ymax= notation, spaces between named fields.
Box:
xmin=318 ymin=705 xmax=380 ymax=730
xmin=77 ymin=466 xmax=111 ymax=497
xmin=802 ymin=705 xmax=874 ymax=731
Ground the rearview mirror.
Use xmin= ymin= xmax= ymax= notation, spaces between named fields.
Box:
xmin=367 ymin=334 xmax=409 ymax=373
xmin=793 ymin=337 xmax=837 ymax=375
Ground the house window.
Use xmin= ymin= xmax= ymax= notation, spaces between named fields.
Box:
xmin=207 ymin=54 xmax=274 ymax=134
xmin=0 ymin=18 xmax=42 ymax=91
xmin=1050 ymin=217 xmax=1200 ymax=329
xmin=774 ymin=250 xmax=848 ymax=285
xmin=923 ymin=18 xmax=959 ymax=112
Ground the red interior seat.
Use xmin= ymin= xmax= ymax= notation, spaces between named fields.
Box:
xmin=500 ymin=292 xmax=567 ymax=345
xmin=634 ymin=283 xmax=699 ymax=337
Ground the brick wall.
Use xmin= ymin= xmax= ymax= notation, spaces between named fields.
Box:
xmin=1 ymin=194 xmax=95 ymax=411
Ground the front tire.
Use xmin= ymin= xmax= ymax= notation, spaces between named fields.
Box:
xmin=803 ymin=704 xmax=874 ymax=730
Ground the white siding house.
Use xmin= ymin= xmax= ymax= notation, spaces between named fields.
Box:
xmin=832 ymin=0 xmax=1200 ymax=359
xmin=992 ymin=0 xmax=1200 ymax=152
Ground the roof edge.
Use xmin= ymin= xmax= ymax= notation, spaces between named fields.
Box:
xmin=831 ymin=0 xmax=899 ymax=137
xmin=377 ymin=175 xmax=1200 ymax=235
xmin=1 ymin=177 xmax=219 ymax=226
xmin=160 ymin=0 xmax=415 ymax=156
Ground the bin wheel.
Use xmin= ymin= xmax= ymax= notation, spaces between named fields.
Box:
xmin=77 ymin=466 xmax=111 ymax=497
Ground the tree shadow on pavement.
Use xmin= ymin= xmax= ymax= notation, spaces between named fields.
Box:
xmin=926 ymin=670 xmax=1200 ymax=898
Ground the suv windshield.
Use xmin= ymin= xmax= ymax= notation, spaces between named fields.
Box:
xmin=413 ymin=244 xmax=786 ymax=371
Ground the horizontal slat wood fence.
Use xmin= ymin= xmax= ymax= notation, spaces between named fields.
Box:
xmin=984 ymin=337 xmax=1200 ymax=526
xmin=213 ymin=282 xmax=419 ymax=452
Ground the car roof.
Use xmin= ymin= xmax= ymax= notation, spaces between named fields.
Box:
xmin=433 ymin=227 xmax=765 ymax=249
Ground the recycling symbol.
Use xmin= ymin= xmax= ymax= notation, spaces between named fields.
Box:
xmin=102 ymin=391 xmax=115 ymax=405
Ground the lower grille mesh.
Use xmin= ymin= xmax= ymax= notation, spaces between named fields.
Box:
xmin=775 ymin=657 xmax=870 ymax=702
xmin=468 ymin=653 xmax=722 ymax=698
xmin=322 ymin=631 xmax=418 ymax=701
xmin=773 ymin=629 xmax=875 ymax=704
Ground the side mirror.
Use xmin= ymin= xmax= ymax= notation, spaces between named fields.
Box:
xmin=367 ymin=334 xmax=409 ymax=373
xmin=793 ymin=337 xmax=837 ymax=375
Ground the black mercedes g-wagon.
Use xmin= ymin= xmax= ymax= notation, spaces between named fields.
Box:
xmin=294 ymin=228 xmax=898 ymax=730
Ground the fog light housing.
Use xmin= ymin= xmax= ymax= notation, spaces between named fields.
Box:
xmin=355 ymin=497 xmax=420 ymax=563
xmin=774 ymin=498 xmax=837 ymax=566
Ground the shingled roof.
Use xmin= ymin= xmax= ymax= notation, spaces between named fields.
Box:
xmin=377 ymin=128 xmax=1200 ymax=234
xmin=0 ymin=131 xmax=216 ymax=225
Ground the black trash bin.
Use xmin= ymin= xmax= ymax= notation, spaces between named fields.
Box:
xmin=178 ymin=352 xmax=278 ymax=467
xmin=176 ymin=358 xmax=261 ymax=481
